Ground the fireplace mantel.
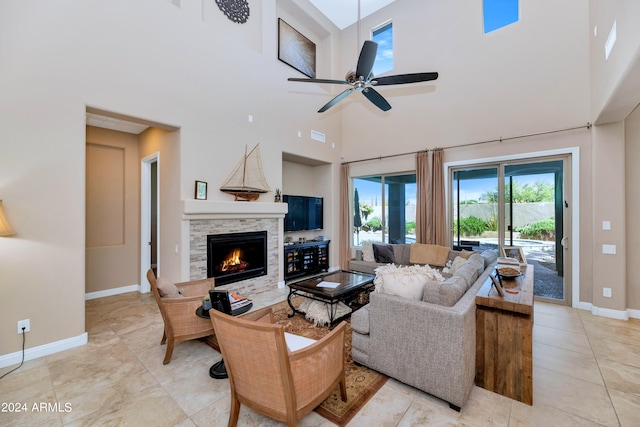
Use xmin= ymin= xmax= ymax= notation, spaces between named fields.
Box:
xmin=182 ymin=199 xmax=287 ymax=294
xmin=182 ymin=200 xmax=288 ymax=220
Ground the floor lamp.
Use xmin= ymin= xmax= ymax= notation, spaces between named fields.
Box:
xmin=0 ymin=200 xmax=16 ymax=236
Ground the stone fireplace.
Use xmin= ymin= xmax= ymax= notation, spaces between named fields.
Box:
xmin=183 ymin=200 xmax=287 ymax=296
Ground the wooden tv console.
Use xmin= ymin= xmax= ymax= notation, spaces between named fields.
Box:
xmin=475 ymin=264 xmax=534 ymax=405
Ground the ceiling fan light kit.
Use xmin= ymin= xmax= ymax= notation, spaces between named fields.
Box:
xmin=288 ymin=40 xmax=438 ymax=113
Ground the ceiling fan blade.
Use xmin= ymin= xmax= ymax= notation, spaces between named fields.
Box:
xmin=288 ymin=77 xmax=351 ymax=85
xmin=318 ymin=88 xmax=356 ymax=113
xmin=356 ymin=40 xmax=378 ymax=80
xmin=373 ymin=72 xmax=439 ymax=86
xmin=362 ymin=87 xmax=391 ymax=111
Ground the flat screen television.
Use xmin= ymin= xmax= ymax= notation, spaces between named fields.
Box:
xmin=283 ymin=195 xmax=323 ymax=232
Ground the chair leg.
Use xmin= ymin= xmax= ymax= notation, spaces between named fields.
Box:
xmin=163 ymin=340 xmax=174 ymax=365
xmin=161 ymin=331 xmax=167 ymax=345
xmin=228 ymin=394 xmax=240 ymax=427
xmin=339 ymin=377 xmax=348 ymax=402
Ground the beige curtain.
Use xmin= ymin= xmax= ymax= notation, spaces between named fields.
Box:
xmin=415 ymin=151 xmax=429 ymax=243
xmin=430 ymin=149 xmax=446 ymax=246
xmin=339 ymin=164 xmax=350 ymax=270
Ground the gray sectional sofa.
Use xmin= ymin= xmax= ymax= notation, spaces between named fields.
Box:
xmin=349 ymin=243 xmax=498 ymax=410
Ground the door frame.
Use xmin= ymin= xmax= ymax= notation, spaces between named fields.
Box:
xmin=141 ymin=152 xmax=160 ymax=293
xmin=444 ymin=147 xmax=580 ymax=308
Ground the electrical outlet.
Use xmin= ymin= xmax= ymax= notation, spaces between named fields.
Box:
xmin=17 ymin=319 xmax=30 ymax=334
xmin=603 ymin=288 xmax=612 ymax=298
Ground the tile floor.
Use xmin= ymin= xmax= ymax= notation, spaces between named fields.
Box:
xmin=1 ymin=287 xmax=639 ymax=426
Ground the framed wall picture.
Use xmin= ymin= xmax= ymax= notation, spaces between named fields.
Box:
xmin=278 ymin=18 xmax=316 ymax=78
xmin=501 ymin=246 xmax=526 ymax=264
xmin=195 ymin=181 xmax=208 ymax=200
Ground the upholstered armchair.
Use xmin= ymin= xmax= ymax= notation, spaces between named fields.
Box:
xmin=146 ymin=269 xmax=215 ymax=364
xmin=209 ymin=306 xmax=347 ymax=427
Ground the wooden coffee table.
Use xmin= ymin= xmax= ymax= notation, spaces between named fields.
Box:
xmin=287 ymin=270 xmax=375 ymax=328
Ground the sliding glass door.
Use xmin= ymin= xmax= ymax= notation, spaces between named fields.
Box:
xmin=451 ymin=156 xmax=571 ymax=304
xmin=353 ymin=173 xmax=417 ymax=246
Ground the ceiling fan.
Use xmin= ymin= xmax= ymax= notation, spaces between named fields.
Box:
xmin=288 ymin=40 xmax=439 ymax=113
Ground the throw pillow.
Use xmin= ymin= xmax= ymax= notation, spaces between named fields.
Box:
xmin=156 ymin=277 xmax=182 ymax=298
xmin=460 ymin=249 xmax=478 ymax=259
xmin=374 ymin=264 xmax=444 ymax=300
xmin=447 ymin=256 xmax=468 ymax=275
xmin=361 ymin=241 xmax=375 ymax=262
xmin=373 ymin=243 xmax=395 ymax=263
xmin=409 ymin=243 xmax=450 ymax=267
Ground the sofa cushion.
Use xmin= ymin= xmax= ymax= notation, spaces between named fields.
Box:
xmin=468 ymin=253 xmax=486 ymax=276
xmin=351 ymin=304 xmax=371 ymax=335
xmin=409 ymin=244 xmax=450 ymax=267
xmin=423 ymin=275 xmax=467 ymax=307
xmin=374 ymin=264 xmax=444 ymax=300
xmin=453 ymin=261 xmax=480 ymax=290
xmin=481 ymin=250 xmax=498 ymax=268
xmin=156 ymin=277 xmax=182 ymax=298
xmin=373 ymin=243 xmax=395 ymax=263
xmin=361 ymin=241 xmax=375 ymax=262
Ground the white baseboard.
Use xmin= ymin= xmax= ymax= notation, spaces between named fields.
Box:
xmin=85 ymin=284 xmax=141 ymax=300
xmin=0 ymin=333 xmax=88 ymax=369
xmin=578 ymin=301 xmax=631 ymax=320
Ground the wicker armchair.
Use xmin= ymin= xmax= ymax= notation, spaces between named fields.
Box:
xmin=146 ymin=269 xmax=215 ymax=364
xmin=210 ymin=307 xmax=347 ymax=427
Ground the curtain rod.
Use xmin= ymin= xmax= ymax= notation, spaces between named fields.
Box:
xmin=341 ymin=122 xmax=592 ymax=165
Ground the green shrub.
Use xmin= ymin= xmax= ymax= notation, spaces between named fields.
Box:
xmin=405 ymin=221 xmax=416 ymax=234
xmin=362 ymin=216 xmax=382 ymax=232
xmin=485 ymin=214 xmax=499 ymax=232
xmin=516 ymin=219 xmax=555 ymax=240
xmin=453 ymin=216 xmax=487 ymax=236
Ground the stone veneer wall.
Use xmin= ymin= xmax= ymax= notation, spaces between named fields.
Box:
xmin=189 ymin=218 xmax=279 ymax=296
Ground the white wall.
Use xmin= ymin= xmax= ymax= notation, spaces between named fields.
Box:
xmin=0 ymin=0 xmax=344 ymax=358
xmin=2 ymin=0 xmax=640 ymax=362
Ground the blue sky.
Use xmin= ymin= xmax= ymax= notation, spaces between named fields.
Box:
xmin=458 ymin=173 xmax=555 ymax=202
xmin=354 ymin=173 xmax=555 ymax=207
xmin=372 ymin=23 xmax=393 ymax=76
xmin=483 ymin=0 xmax=519 ymax=33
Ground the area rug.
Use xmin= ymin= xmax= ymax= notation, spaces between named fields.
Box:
xmin=207 ymin=298 xmax=387 ymax=426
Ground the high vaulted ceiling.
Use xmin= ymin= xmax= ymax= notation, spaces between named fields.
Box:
xmin=308 ymin=0 xmax=396 ymax=30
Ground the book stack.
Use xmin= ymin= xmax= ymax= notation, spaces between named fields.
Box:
xmin=497 ymin=257 xmax=520 ymax=267
xmin=229 ymin=292 xmax=251 ymax=311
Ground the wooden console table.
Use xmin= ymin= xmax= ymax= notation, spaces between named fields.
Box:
xmin=475 ymin=264 xmax=534 ymax=405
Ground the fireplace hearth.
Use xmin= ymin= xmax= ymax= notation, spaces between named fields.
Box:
xmin=207 ymin=231 xmax=267 ymax=287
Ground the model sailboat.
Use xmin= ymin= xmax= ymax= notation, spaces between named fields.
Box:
xmin=220 ymin=144 xmax=271 ymax=201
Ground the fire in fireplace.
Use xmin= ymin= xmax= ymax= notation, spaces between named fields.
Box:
xmin=207 ymin=231 xmax=267 ymax=286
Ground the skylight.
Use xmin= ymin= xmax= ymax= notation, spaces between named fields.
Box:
xmin=483 ymin=0 xmax=519 ymax=33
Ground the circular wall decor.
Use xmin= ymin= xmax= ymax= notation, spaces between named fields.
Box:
xmin=215 ymin=0 xmax=250 ymax=24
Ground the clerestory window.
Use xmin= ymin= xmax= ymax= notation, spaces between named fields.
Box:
xmin=372 ymin=21 xmax=393 ymax=76
xmin=483 ymin=0 xmax=519 ymax=33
